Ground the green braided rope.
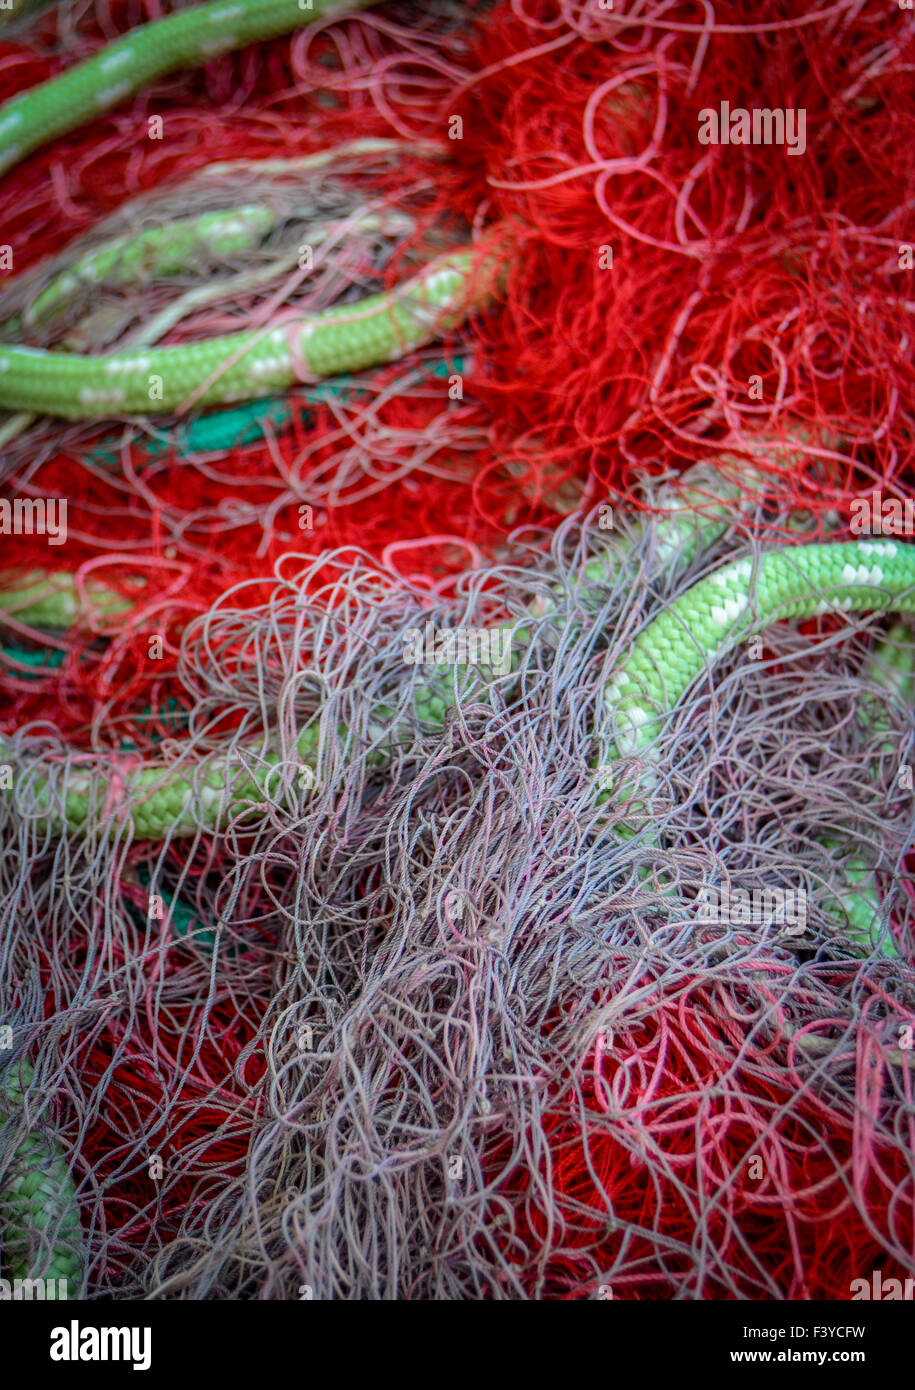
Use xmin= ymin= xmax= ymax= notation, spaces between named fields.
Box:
xmin=81 ymin=357 xmax=466 ymax=466
xmin=599 ymin=540 xmax=915 ymax=958
xmin=4 ymin=540 xmax=914 ymax=838
xmin=0 ymin=247 xmax=490 ymax=417
xmin=23 ymin=206 xmax=277 ymax=331
xmin=0 ymin=1059 xmax=84 ymax=1295
xmin=0 ymin=0 xmax=369 ymax=179
xmin=603 ymin=541 xmax=915 ymax=755
xmin=0 ymin=570 xmax=134 ymax=627
xmin=818 ymin=622 xmax=915 ymax=956
xmin=0 ymin=0 xmax=506 ymax=421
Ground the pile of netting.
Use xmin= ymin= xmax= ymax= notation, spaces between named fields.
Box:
xmin=2 ymin=0 xmax=913 ymax=535
xmin=1 ymin=0 xmax=914 ymax=1300
xmin=2 ymin=0 xmax=913 ymax=745
xmin=2 ymin=500 xmax=915 ymax=1297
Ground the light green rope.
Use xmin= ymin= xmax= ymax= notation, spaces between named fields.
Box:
xmin=0 ymin=0 xmax=508 ymax=421
xmin=23 ymin=206 xmax=278 ymax=332
xmin=818 ymin=622 xmax=915 ymax=956
xmin=4 ymin=540 xmax=914 ymax=840
xmin=596 ymin=539 xmax=915 ymax=956
xmin=0 ymin=246 xmax=492 ymax=417
xmin=0 ymin=570 xmax=135 ymax=628
xmin=603 ymin=541 xmax=915 ymax=756
xmin=0 ymin=1059 xmax=84 ymax=1296
xmin=0 ymin=0 xmax=370 ymax=179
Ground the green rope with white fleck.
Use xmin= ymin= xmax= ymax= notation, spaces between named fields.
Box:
xmin=0 ymin=1059 xmax=84 ymax=1295
xmin=0 ymin=245 xmax=491 ymax=417
xmin=602 ymin=541 xmax=915 ymax=757
xmin=23 ymin=206 xmax=277 ymax=333
xmin=4 ymin=539 xmax=915 ymax=840
xmin=0 ymin=0 xmax=370 ymax=180
xmin=0 ymin=0 xmax=505 ymax=420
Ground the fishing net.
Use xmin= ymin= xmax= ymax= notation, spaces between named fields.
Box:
xmin=1 ymin=0 xmax=914 ymax=1301
xmin=3 ymin=499 xmax=915 ymax=1296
